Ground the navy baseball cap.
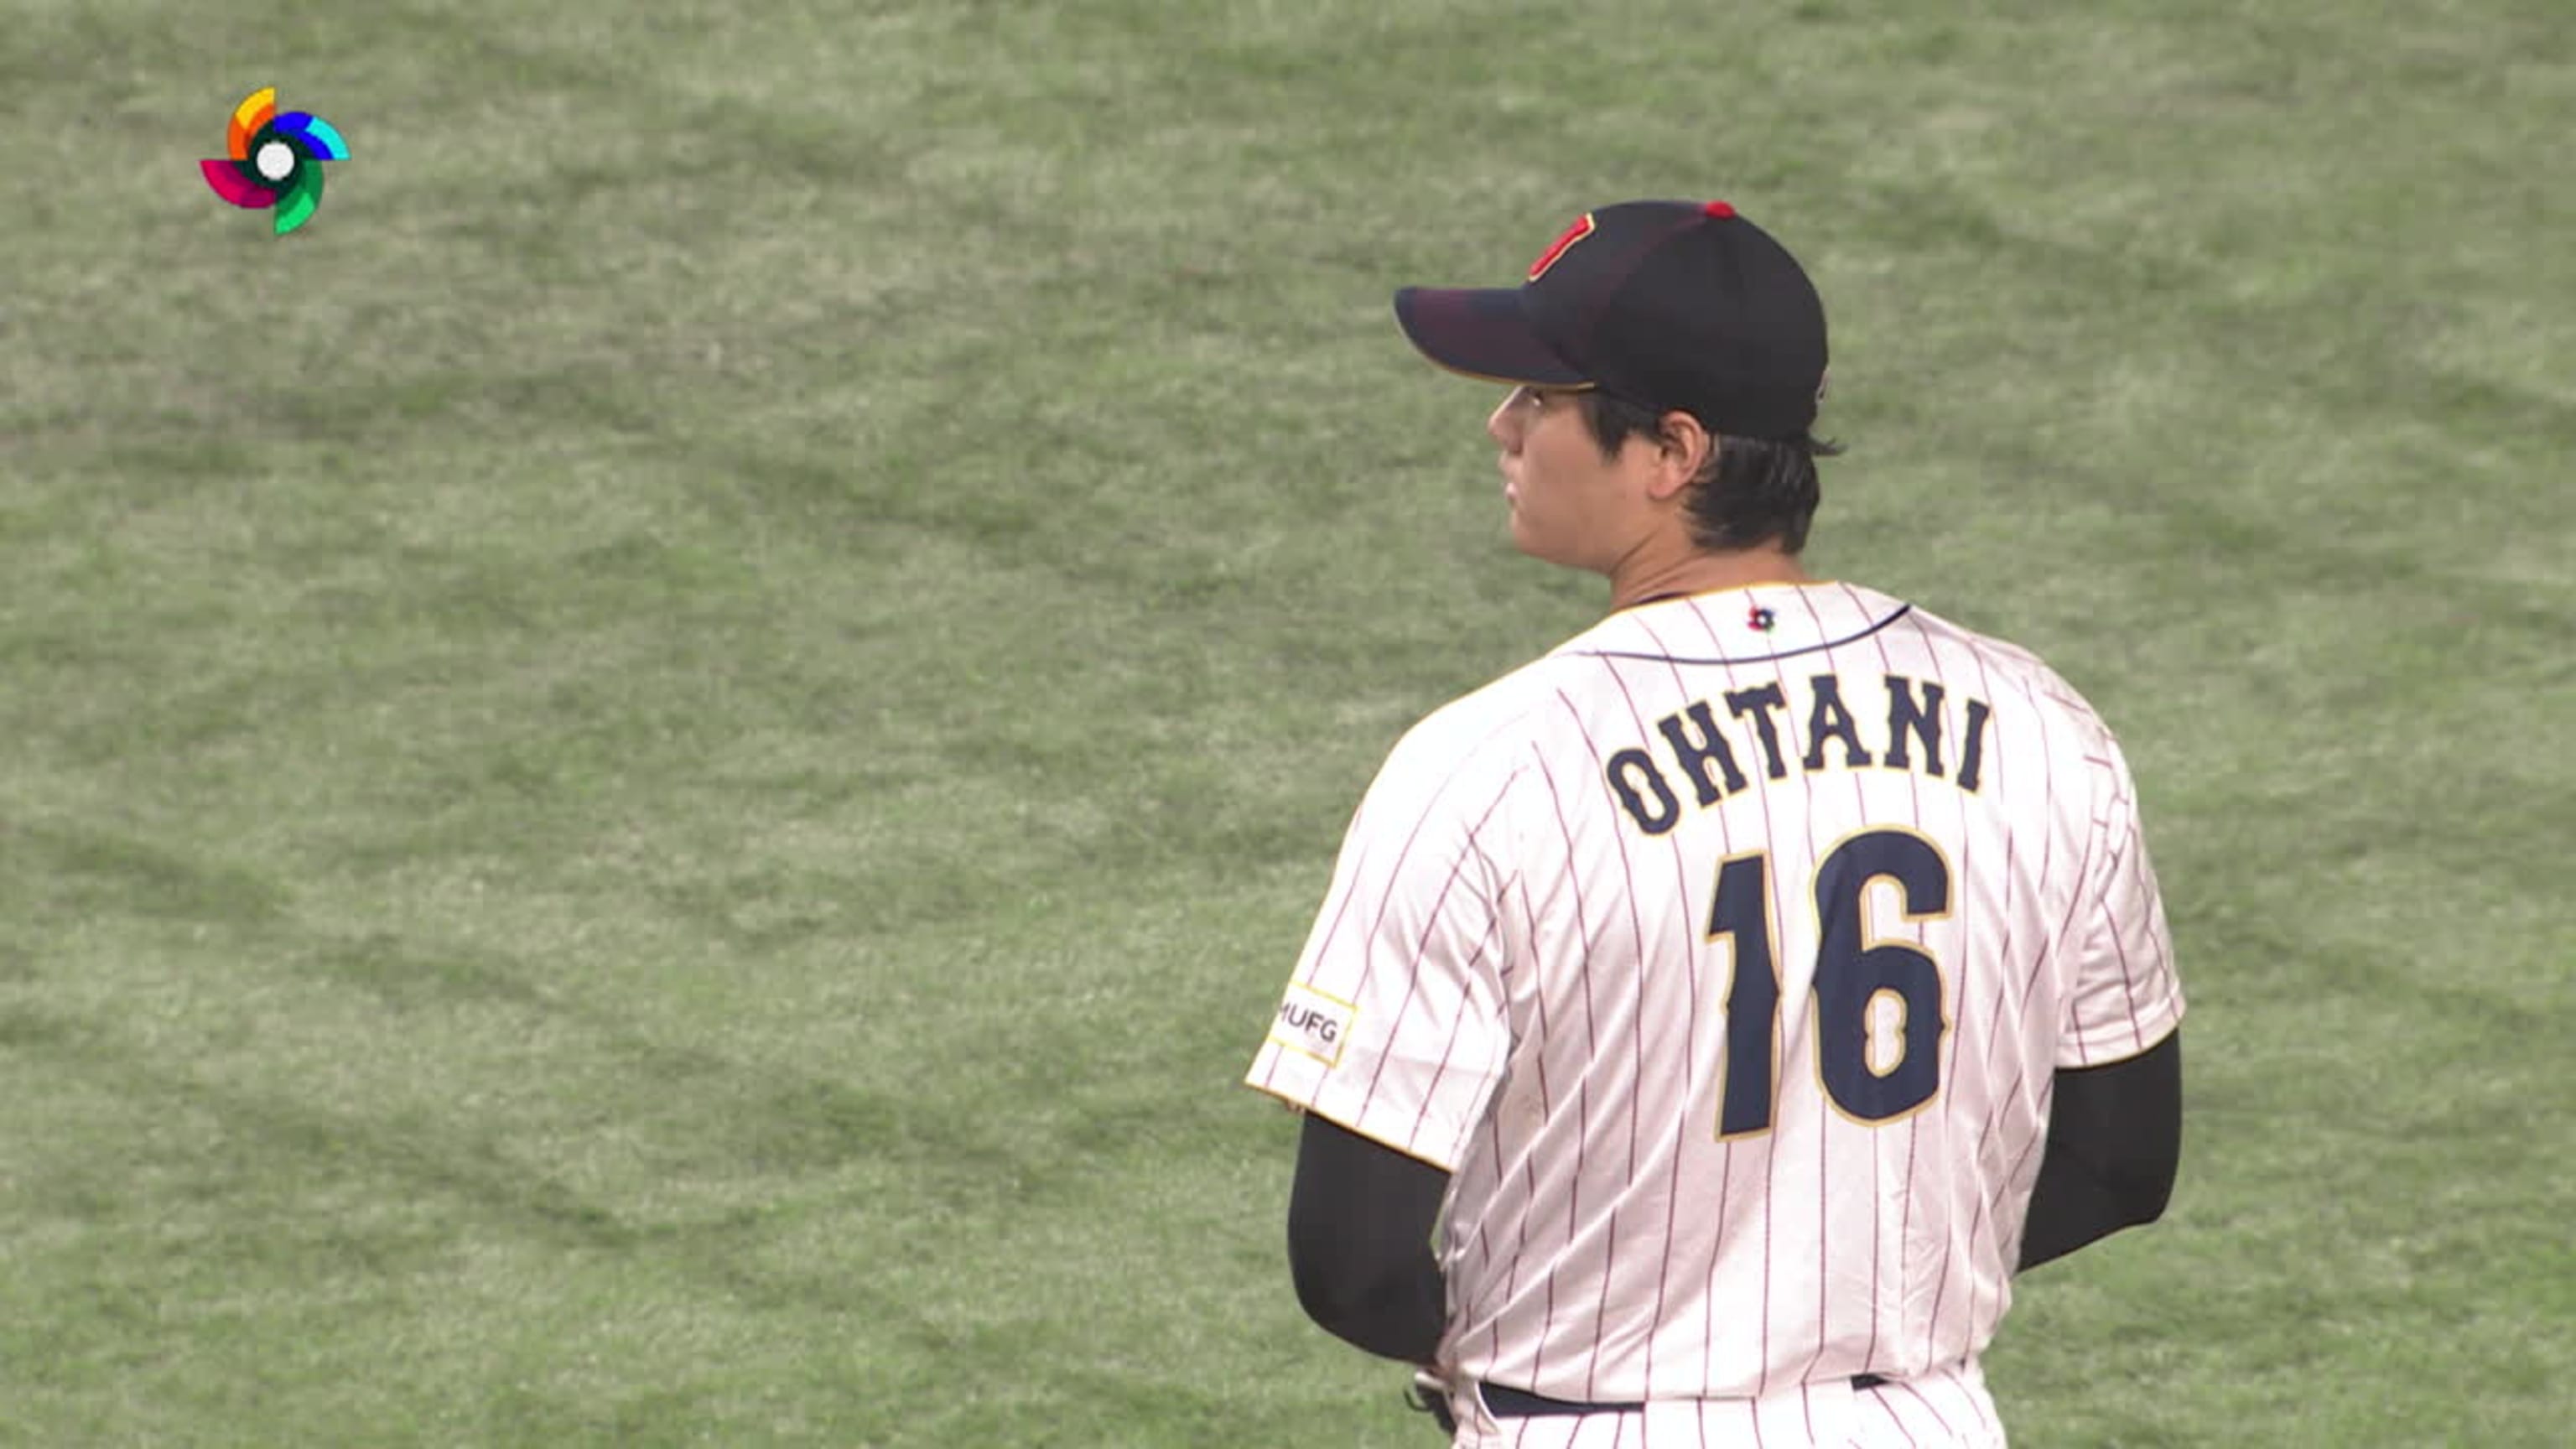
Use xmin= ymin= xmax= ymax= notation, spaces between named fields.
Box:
xmin=1393 ymin=200 xmax=1830 ymax=439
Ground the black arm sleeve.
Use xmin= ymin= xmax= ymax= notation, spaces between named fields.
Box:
xmin=1285 ymin=1113 xmax=1452 ymax=1363
xmin=2018 ymin=1030 xmax=2184 ymax=1273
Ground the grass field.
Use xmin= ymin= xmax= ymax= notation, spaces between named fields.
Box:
xmin=4 ymin=1 xmax=2571 ymax=1445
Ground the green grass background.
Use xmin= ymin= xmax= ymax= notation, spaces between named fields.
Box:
xmin=4 ymin=1 xmax=2569 ymax=1444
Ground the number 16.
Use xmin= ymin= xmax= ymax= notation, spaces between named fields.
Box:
xmin=1709 ymin=829 xmax=1953 ymax=1137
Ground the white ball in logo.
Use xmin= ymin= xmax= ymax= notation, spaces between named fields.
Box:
xmin=256 ymin=142 xmax=294 ymax=181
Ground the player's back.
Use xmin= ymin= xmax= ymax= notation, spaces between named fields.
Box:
xmin=1441 ymin=579 xmax=2175 ymax=1403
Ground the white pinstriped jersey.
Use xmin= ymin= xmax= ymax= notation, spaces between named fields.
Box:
xmin=1246 ymin=581 xmax=2183 ymax=1414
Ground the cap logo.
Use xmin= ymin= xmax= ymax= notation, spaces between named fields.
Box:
xmin=1527 ymin=213 xmax=1597 ymax=283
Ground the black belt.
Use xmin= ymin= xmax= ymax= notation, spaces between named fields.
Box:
xmin=1482 ymin=1376 xmax=1891 ymax=1419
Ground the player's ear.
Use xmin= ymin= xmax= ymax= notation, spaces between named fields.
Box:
xmin=1643 ymin=410 xmax=1714 ymax=501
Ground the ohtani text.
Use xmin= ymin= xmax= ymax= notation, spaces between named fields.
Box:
xmin=1604 ymin=673 xmax=1992 ymax=835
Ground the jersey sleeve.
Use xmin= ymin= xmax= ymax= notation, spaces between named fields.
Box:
xmin=1243 ymin=732 xmax=1519 ymax=1173
xmin=2059 ymin=733 xmax=2185 ymax=1067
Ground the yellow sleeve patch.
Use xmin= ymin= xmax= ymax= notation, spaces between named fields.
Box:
xmin=1266 ymin=981 xmax=1358 ymax=1070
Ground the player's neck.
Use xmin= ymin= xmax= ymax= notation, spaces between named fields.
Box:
xmin=1605 ymin=544 xmax=1814 ymax=612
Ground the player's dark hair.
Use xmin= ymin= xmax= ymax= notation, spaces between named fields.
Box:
xmin=1577 ymin=392 xmax=1841 ymax=555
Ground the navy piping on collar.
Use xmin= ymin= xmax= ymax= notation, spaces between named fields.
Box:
xmin=1570 ymin=604 xmax=1913 ymax=668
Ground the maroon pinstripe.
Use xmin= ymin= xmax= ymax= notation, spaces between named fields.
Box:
xmin=1353 ymin=781 xmax=1515 ymax=1126
xmin=1852 ymin=582 xmax=1931 ymax=1379
xmin=1556 ymin=681 xmax=1656 ymax=1400
xmin=1868 ymin=1389 xmax=1923 ymax=1448
xmin=1530 ymin=742 xmax=1603 ymax=1392
xmin=1940 ymin=619 xmax=2016 ymax=1356
xmin=1602 ymin=626 xmax=1723 ymax=1390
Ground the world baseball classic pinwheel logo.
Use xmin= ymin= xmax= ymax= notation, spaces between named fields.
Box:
xmin=200 ymin=87 xmax=349 ymax=235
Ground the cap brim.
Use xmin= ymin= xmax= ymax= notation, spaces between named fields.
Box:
xmin=1392 ymin=287 xmax=1592 ymax=388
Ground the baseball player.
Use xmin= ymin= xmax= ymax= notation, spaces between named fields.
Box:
xmin=1244 ymin=200 xmax=2184 ymax=1447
